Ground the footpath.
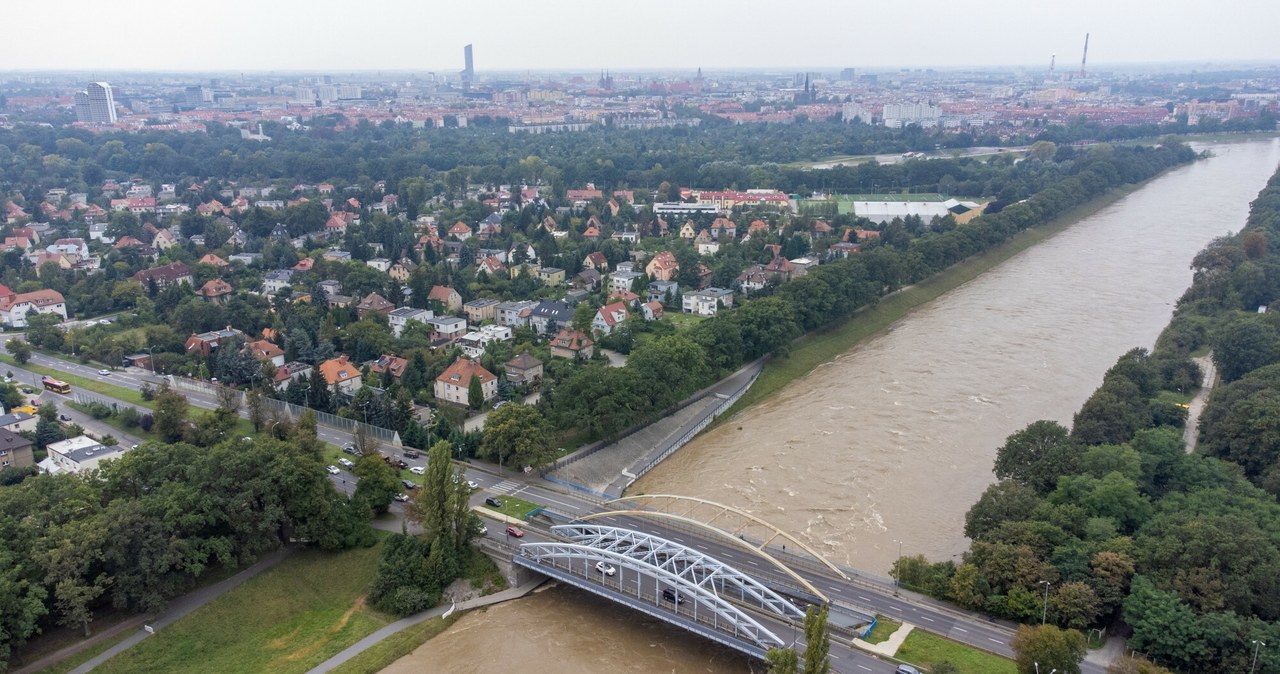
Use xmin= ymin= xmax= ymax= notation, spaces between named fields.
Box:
xmin=307 ymin=576 xmax=547 ymax=673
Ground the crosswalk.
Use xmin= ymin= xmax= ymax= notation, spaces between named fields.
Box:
xmin=490 ymin=480 xmax=522 ymax=494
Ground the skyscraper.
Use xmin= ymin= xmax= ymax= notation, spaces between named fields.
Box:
xmin=461 ymin=44 xmax=474 ymax=88
xmin=74 ymin=82 xmax=117 ymax=124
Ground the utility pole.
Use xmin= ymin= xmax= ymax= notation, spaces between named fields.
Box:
xmin=1251 ymin=640 xmax=1266 ymax=674
xmin=1039 ymin=580 xmax=1052 ymax=625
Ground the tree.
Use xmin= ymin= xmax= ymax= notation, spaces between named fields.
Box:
xmin=246 ymin=389 xmax=267 ymax=432
xmin=6 ymin=338 xmax=31 ymax=365
xmin=415 ymin=440 xmax=455 ymax=539
xmin=948 ymin=563 xmax=987 ymax=610
xmin=153 ymin=385 xmax=189 ymax=442
xmin=1011 ymin=624 xmax=1087 ymax=674
xmin=467 ymin=375 xmax=484 ymax=410
xmin=765 ymin=647 xmax=799 ymax=674
xmin=0 ymin=549 xmax=48 ymax=668
xmin=353 ymin=455 xmax=400 ymax=515
xmin=994 ymin=421 xmax=1079 ymax=494
xmin=965 ymin=480 xmax=1042 ymax=540
xmin=1052 ymin=581 xmax=1101 ymax=630
xmin=480 ymin=404 xmax=555 ymax=469
xmin=803 ymin=604 xmax=831 ymax=674
xmin=1213 ymin=316 xmax=1278 ymax=382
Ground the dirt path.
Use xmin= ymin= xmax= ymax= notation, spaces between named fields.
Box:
xmin=1184 ymin=353 xmax=1217 ymax=453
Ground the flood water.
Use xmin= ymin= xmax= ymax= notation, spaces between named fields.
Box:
xmin=387 ymin=138 xmax=1280 ymax=673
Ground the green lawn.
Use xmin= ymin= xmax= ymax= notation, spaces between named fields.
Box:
xmin=894 ymin=630 xmax=1017 ymax=674
xmin=67 ymin=401 xmax=257 ymax=444
xmin=0 ymin=354 xmax=150 ymax=407
xmin=328 ymin=613 xmax=463 ymax=674
xmin=94 ymin=541 xmax=392 ymax=674
xmin=487 ymin=494 xmax=541 ymax=521
xmin=33 ymin=630 xmax=136 ymax=674
xmin=662 ymin=312 xmax=706 ymax=331
xmin=862 ymin=615 xmax=903 ymax=645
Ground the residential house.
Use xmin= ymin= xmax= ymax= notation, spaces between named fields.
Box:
xmin=262 ymin=269 xmax=295 ymax=295
xmin=679 ymin=221 xmax=697 ymax=239
xmin=457 ymin=325 xmax=513 ymax=358
xmin=317 ymin=279 xmax=342 ymax=298
xmin=694 ymin=230 xmax=719 ymax=255
xmin=504 ymin=353 xmax=544 ymax=386
xmin=199 ymin=253 xmax=230 ymax=270
xmin=495 ymin=300 xmax=536 ymax=328
xmin=573 ymin=268 xmax=602 ymax=290
xmin=608 ymin=270 xmax=642 ymax=295
xmin=133 ymin=261 xmax=193 ymax=289
xmin=0 ymin=412 xmax=38 ymax=434
xmin=736 ymin=264 xmax=772 ymax=294
xmin=448 ymin=221 xmax=472 ymax=241
xmin=0 ymin=428 xmax=34 ymax=469
xmin=272 ymin=361 xmax=313 ymax=391
xmin=0 ymin=286 xmax=67 ymax=328
xmin=245 ymin=339 xmax=286 ymax=367
xmin=592 ymin=301 xmax=630 ymax=336
xmin=356 ymin=292 xmax=396 ymax=318
xmin=641 ymin=301 xmax=664 ymax=321
xmin=184 ymin=326 xmax=244 ymax=356
xmin=764 ymin=256 xmax=798 ymax=282
xmin=790 ymin=257 xmax=819 ymax=277
xmin=529 ymin=300 xmax=573 ymax=336
xmin=682 ymin=288 xmax=735 ymax=316
xmin=196 ymin=278 xmax=234 ymax=304
xmin=428 ymin=285 xmax=463 ymax=313
xmin=319 ymin=355 xmax=363 ymax=395
xmin=48 ymin=238 xmax=89 ymax=259
xmin=434 ymin=358 xmax=497 ymax=406
xmin=549 ymin=328 xmax=594 ymax=360
xmin=369 ymin=354 xmax=409 ymax=383
xmin=583 ymin=251 xmax=610 ymax=272
xmin=44 ymin=436 xmax=125 ymax=474
xmin=537 ymin=267 xmax=566 ymax=285
xmin=828 ymin=242 xmax=860 ymax=259
xmin=425 ymin=316 xmax=467 ymax=342
xmin=648 ymin=280 xmax=679 ymax=305
xmin=321 ymin=250 xmax=352 ymax=263
xmin=388 ymin=307 xmax=433 ymax=338
xmin=388 ymin=259 xmax=418 ymax=282
xmin=463 ymin=298 xmax=500 ymax=325
xmin=646 ymin=251 xmax=680 ymax=282
xmin=709 ymin=217 xmax=737 ymax=240
xmin=366 ymin=257 xmax=392 ymax=273
xmin=153 ymin=228 xmax=178 ymax=250
xmin=478 ymin=256 xmax=508 ymax=277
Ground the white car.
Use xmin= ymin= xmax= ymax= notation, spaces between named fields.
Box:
xmin=326 ymin=465 xmax=340 ymax=475
xmin=477 ymin=524 xmax=488 ymax=535
xmin=394 ymin=493 xmax=410 ymax=502
xmin=595 ymin=562 xmax=616 ymax=577
xmin=338 ymin=458 xmax=354 ymax=469
xmin=409 ymin=466 xmax=425 ymax=475
xmin=467 ymin=480 xmax=479 ymax=490
xmin=97 ymin=369 xmax=110 ymax=376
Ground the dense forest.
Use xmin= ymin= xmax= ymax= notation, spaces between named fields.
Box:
xmin=893 ymin=165 xmax=1280 ymax=673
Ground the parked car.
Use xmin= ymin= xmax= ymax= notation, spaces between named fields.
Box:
xmin=477 ymin=524 xmax=488 ymax=535
xmin=409 ymin=466 xmax=425 ymax=475
xmin=338 ymin=458 xmax=354 ymax=469
xmin=595 ymin=562 xmax=616 ymax=577
xmin=661 ymin=588 xmax=685 ymax=605
xmin=894 ymin=666 xmax=921 ymax=674
xmin=505 ymin=525 xmax=524 ymax=538
xmin=485 ymin=496 xmax=502 ymax=508
xmin=394 ymin=493 xmax=409 ymax=502
xmin=341 ymin=444 xmax=358 ymax=455
xmin=59 ymin=414 xmax=71 ymax=421
xmin=327 ymin=465 xmax=340 ymax=475
xmin=402 ymin=479 xmax=418 ymax=490
xmin=402 ymin=448 xmax=419 ymax=459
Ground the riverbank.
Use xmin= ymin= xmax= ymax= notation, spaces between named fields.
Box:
xmin=714 ymin=178 xmax=1152 ymax=426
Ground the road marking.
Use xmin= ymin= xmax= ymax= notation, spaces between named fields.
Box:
xmin=921 ymin=616 xmax=935 ymax=622
xmin=744 ymin=560 xmax=760 ymax=566
xmin=536 ymin=495 xmax=582 ymax=511
xmin=828 ymin=653 xmax=839 ymax=660
xmin=857 ymin=666 xmax=872 ymax=671
xmin=954 ymin=627 xmax=967 ymax=633
xmin=889 ymin=605 xmax=904 ymax=611
xmin=989 ymin=638 xmax=1003 ymax=644
xmin=858 ymin=596 xmax=871 ymax=602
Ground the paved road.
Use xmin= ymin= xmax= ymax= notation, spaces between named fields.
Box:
xmin=1184 ymin=353 xmax=1216 ymax=453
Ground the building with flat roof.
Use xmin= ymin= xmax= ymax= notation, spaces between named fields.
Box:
xmin=44 ymin=435 xmax=125 ymax=474
xmin=74 ymin=82 xmax=118 ymax=124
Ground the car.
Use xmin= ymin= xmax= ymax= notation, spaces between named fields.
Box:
xmin=595 ymin=562 xmax=616 ymax=576
xmin=394 ymin=493 xmax=410 ymax=502
xmin=402 ymin=448 xmax=420 ymax=459
xmin=401 ymin=479 xmax=418 ymax=490
xmin=505 ymin=525 xmax=524 ymax=538
xmin=395 ymin=459 xmax=409 ymax=469
xmin=894 ymin=666 xmax=921 ymax=674
xmin=467 ymin=480 xmax=479 ymax=490
xmin=97 ymin=369 xmax=110 ymax=376
xmin=59 ymin=414 xmax=71 ymax=421
xmin=130 ymin=444 xmax=140 ymax=450
xmin=99 ymin=319 xmax=111 ymax=325
xmin=341 ymin=444 xmax=358 ymax=455
xmin=409 ymin=466 xmax=425 ymax=475
xmin=484 ymin=496 xmax=503 ymax=508
xmin=327 ymin=465 xmax=340 ymax=475
xmin=20 ymin=387 xmax=33 ymax=394
xmin=338 ymin=458 xmax=354 ymax=469
xmin=477 ymin=524 xmax=488 ymax=535
xmin=493 ymin=401 xmax=508 ymax=409
xmin=661 ymin=588 xmax=685 ymax=605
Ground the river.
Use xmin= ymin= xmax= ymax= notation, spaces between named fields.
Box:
xmin=387 ymin=138 xmax=1280 ymax=672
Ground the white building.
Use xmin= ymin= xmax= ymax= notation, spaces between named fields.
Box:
xmin=74 ymin=82 xmax=118 ymax=124
xmin=682 ymin=288 xmax=735 ymax=317
xmin=457 ymin=324 xmax=514 ymax=358
xmin=44 ymin=435 xmax=125 ymax=474
xmin=389 ymin=307 xmax=433 ymax=338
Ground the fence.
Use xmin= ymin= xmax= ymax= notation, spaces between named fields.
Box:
xmin=169 ymin=376 xmax=402 ymax=447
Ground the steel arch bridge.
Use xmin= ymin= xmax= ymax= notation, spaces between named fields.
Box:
xmin=518 ymin=523 xmax=804 ymax=653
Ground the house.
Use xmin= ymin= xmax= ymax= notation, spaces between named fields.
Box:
xmin=505 ymin=353 xmax=544 ymax=386
xmin=607 ymin=289 xmax=640 ymax=305
xmin=0 ymin=428 xmax=34 ymax=470
xmin=573 ymin=268 xmax=602 ymax=290
xmin=262 ymin=269 xmax=295 ymax=295
xmin=0 ymin=411 xmax=38 ymax=434
xmin=537 ymin=267 xmax=566 ymax=285
xmin=583 ymin=251 xmax=609 ymax=272
xmin=434 ymin=358 xmax=497 ymax=406
xmin=457 ymin=325 xmax=514 ymax=358
xmin=679 ymin=221 xmax=697 ymax=239
xmin=196 ymin=278 xmax=234 ymax=304
xmin=582 ymin=225 xmax=600 ymax=241
xmin=495 ymin=300 xmax=537 ymax=328
xmin=682 ymin=288 xmax=735 ymax=316
xmin=272 ymin=361 xmax=313 ymax=391
xmin=478 ymin=256 xmax=508 ymax=277
xmin=321 ymin=250 xmax=352 ymax=263
xmin=0 ymin=286 xmax=67 ymax=328
xmin=463 ymin=298 xmax=500 ymax=325
xmin=388 ymin=307 xmax=433 ymax=338
xmin=366 ymin=257 xmax=392 ymax=273
xmin=828 ymin=242 xmax=860 ymax=259
xmin=550 ymin=328 xmax=595 ymax=360
xmin=648 ymin=280 xmax=679 ymax=304
xmin=641 ymin=301 xmax=664 ymax=321
xmin=790 ymin=257 xmax=819 ymax=277
xmin=428 ymin=285 xmax=463 ymax=313
xmin=529 ymin=300 xmax=574 ymax=336
xmin=764 ymin=256 xmax=798 ymax=282
xmin=646 ymin=251 xmax=680 ymax=282
xmin=736 ymin=264 xmax=772 ymax=294
xmin=709 ymin=217 xmax=737 ymax=240
xmin=426 ymin=316 xmax=468 ymax=342
xmin=184 ymin=326 xmax=244 ymax=356
xmin=293 ymin=257 xmax=315 ymax=271
xmin=388 ymin=259 xmax=418 ymax=282
xmin=695 ymin=230 xmax=719 ymax=255
xmin=611 ymin=228 xmax=639 ymax=244
xmin=318 ymin=355 xmax=363 ymax=395
xmin=609 ymin=270 xmax=643 ymax=295
xmin=245 ymin=339 xmax=286 ymax=367
xmin=48 ymin=238 xmax=89 ymax=258
xmin=356 ymin=292 xmax=396 ymax=318
xmin=43 ymin=436 xmax=124 ymax=474
xmin=369 ymin=354 xmax=409 ymax=382
xmin=448 ymin=221 xmax=472 ymax=241
xmin=592 ymin=301 xmax=630 ymax=335
xmin=153 ymin=228 xmax=178 ymax=250
xmin=199 ymin=253 xmax=230 ymax=270
xmin=317 ymin=279 xmax=343 ymax=298
xmin=133 ymin=261 xmax=193 ymax=289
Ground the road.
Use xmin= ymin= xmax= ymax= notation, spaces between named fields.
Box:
xmin=2 ymin=333 xmax=1103 ymax=673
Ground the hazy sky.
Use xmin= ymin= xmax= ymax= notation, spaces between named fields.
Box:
xmin=5 ymin=0 xmax=1278 ymax=73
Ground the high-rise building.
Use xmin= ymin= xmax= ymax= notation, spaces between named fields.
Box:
xmin=74 ymin=82 xmax=117 ymax=124
xmin=461 ymin=44 xmax=474 ymax=87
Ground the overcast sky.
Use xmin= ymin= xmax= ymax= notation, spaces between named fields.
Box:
xmin=5 ymin=0 xmax=1277 ymax=73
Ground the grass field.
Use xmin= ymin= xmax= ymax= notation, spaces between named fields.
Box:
xmin=714 ymin=180 xmax=1148 ymax=426
xmin=487 ymin=493 xmax=542 ymax=521
xmin=662 ymin=312 xmax=707 ymax=331
xmin=894 ymin=630 xmax=1017 ymax=674
xmin=862 ymin=615 xmax=903 ymax=645
xmin=33 ymin=630 xmax=136 ymax=674
xmin=328 ymin=613 xmax=463 ymax=674
xmin=0 ymin=354 xmax=150 ymax=407
xmin=94 ymin=541 xmax=392 ymax=674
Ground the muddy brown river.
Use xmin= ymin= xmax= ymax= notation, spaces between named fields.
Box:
xmin=387 ymin=138 xmax=1280 ymax=672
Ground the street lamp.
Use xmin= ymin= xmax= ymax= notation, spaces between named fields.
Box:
xmin=147 ymin=345 xmax=157 ymax=375
xmin=1039 ymin=580 xmax=1052 ymax=625
xmin=1251 ymin=640 xmax=1267 ymax=674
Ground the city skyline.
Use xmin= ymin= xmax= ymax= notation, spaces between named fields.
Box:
xmin=4 ymin=0 xmax=1278 ymax=73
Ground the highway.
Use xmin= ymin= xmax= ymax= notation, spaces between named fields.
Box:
xmin=1 ymin=333 xmax=1103 ymax=673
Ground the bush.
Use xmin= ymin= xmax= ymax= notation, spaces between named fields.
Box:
xmin=119 ymin=406 xmax=142 ymax=428
xmin=140 ymin=383 xmax=156 ymax=401
xmin=87 ymin=402 xmax=113 ymax=419
xmin=139 ymin=413 xmax=154 ymax=432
